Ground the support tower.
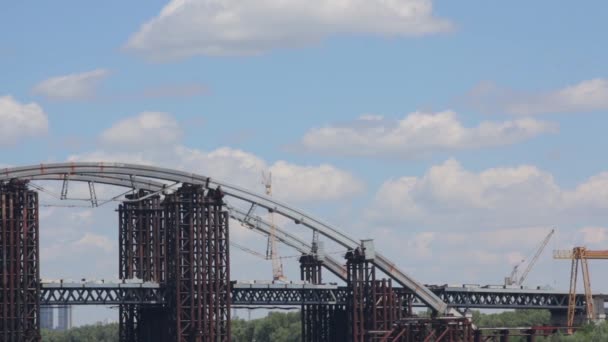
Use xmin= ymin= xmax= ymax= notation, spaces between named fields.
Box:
xmin=0 ymin=180 xmax=41 ymax=342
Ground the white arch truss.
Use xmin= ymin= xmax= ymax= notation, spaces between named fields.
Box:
xmin=0 ymin=162 xmax=448 ymax=313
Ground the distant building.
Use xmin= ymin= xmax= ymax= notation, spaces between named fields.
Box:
xmin=57 ymin=306 xmax=72 ymax=331
xmin=40 ymin=307 xmax=54 ymax=330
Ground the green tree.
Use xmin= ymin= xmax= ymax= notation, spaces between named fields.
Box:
xmin=232 ymin=311 xmax=301 ymax=342
xmin=42 ymin=323 xmax=119 ymax=342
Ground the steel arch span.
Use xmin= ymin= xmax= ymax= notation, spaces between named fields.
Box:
xmin=0 ymin=162 xmax=448 ymax=314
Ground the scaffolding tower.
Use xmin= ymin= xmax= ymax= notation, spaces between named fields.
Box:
xmin=0 ymin=180 xmax=41 ymax=342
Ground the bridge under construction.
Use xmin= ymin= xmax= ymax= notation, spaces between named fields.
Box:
xmin=0 ymin=163 xmax=597 ymax=341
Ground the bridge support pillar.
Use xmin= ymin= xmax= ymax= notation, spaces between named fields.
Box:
xmin=165 ymin=184 xmax=231 ymax=342
xmin=138 ymin=307 xmax=171 ymax=342
xmin=119 ymin=305 xmax=140 ymax=342
xmin=300 ymin=254 xmax=323 ymax=342
xmin=300 ymin=255 xmax=347 ymax=342
xmin=345 ymin=247 xmax=417 ymax=341
xmin=548 ymin=309 xmax=570 ymax=326
xmin=118 ymin=191 xmax=166 ymax=342
xmin=346 ymin=247 xmax=374 ymax=342
xmin=383 ymin=317 xmax=474 ymax=341
xmin=0 ymin=181 xmax=41 ymax=342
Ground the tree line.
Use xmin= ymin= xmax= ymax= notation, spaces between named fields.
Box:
xmin=41 ymin=310 xmax=607 ymax=341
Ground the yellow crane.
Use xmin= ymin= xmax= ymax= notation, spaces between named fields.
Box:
xmin=262 ymin=172 xmax=286 ymax=282
xmin=553 ymin=247 xmax=608 ymax=331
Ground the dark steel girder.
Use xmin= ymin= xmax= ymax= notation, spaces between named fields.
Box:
xmin=40 ymin=286 xmax=165 ymax=306
xmin=39 ymin=284 xmax=587 ymax=311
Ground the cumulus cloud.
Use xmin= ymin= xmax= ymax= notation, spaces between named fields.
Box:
xmin=298 ymin=111 xmax=556 ymax=157
xmin=32 ymin=69 xmax=109 ymax=101
xmin=73 ymin=233 xmax=114 ymax=253
xmin=0 ymin=95 xmax=48 ymax=146
xmin=68 ymin=145 xmax=365 ymax=202
xmin=269 ymin=161 xmax=365 ymax=202
xmin=41 ymin=231 xmax=116 ymax=276
xmin=70 ymin=145 xmax=365 ymax=203
xmin=563 ymin=172 xmax=608 ymax=210
xmin=176 ymin=146 xmax=366 ymax=202
xmin=580 ymin=227 xmax=608 ymax=245
xmin=365 ymin=224 xmax=561 ymax=285
xmin=71 ymin=112 xmax=365 ymax=203
xmin=100 ymin=112 xmax=183 ymax=148
xmin=467 ymin=79 xmax=608 ymax=115
xmin=367 ymin=159 xmax=608 ymax=230
xmin=125 ymin=0 xmax=452 ymax=60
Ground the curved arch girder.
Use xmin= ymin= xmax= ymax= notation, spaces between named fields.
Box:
xmin=23 ymin=173 xmax=349 ymax=281
xmin=0 ymin=162 xmax=447 ymax=313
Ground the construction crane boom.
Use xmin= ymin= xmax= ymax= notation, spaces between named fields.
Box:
xmin=517 ymin=229 xmax=554 ymax=286
xmin=504 ymin=229 xmax=554 ymax=286
xmin=262 ymin=172 xmax=286 ymax=282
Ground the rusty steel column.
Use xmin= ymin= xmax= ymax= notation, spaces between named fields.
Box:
xmin=300 ymin=254 xmax=332 ymax=342
xmin=381 ymin=318 xmax=474 ymax=342
xmin=118 ymin=191 xmax=166 ymax=342
xmin=119 ymin=190 xmax=166 ymax=283
xmin=119 ymin=305 xmax=139 ymax=342
xmin=372 ymin=279 xmax=398 ymax=334
xmin=0 ymin=180 xmax=41 ymax=342
xmin=165 ymin=184 xmax=231 ymax=342
xmin=346 ymin=247 xmax=375 ymax=342
xmin=330 ymin=305 xmax=349 ymax=342
xmin=345 ymin=249 xmax=406 ymax=341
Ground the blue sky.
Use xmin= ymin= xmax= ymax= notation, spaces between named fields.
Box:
xmin=2 ymin=0 xmax=608 ymax=325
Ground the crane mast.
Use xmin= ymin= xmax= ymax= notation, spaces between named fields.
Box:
xmin=262 ymin=172 xmax=286 ymax=282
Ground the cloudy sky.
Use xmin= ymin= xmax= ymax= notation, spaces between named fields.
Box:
xmin=2 ymin=0 xmax=608 ymax=325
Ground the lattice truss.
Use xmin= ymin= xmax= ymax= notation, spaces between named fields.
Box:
xmin=0 ymin=181 xmax=41 ymax=342
xmin=165 ymin=184 xmax=231 ymax=342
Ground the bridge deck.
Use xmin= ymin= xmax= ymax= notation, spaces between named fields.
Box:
xmin=40 ymin=282 xmax=589 ymax=310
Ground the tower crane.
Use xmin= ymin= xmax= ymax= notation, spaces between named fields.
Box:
xmin=262 ymin=172 xmax=286 ymax=282
xmin=554 ymin=247 xmax=608 ymax=332
xmin=504 ymin=229 xmax=554 ymax=286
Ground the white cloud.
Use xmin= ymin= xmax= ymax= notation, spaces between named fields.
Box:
xmin=299 ymin=111 xmax=556 ymax=157
xmin=73 ymin=233 xmax=114 ymax=253
xmin=580 ymin=227 xmax=608 ymax=245
xmin=32 ymin=69 xmax=109 ymax=101
xmin=408 ymin=232 xmax=435 ymax=258
xmin=71 ymin=112 xmax=364 ymax=203
xmin=563 ymin=172 xmax=608 ymax=210
xmin=174 ymin=146 xmax=366 ymax=202
xmin=211 ymin=146 xmax=366 ymax=200
xmin=42 ymin=232 xmax=115 ymax=266
xmin=0 ymin=95 xmax=48 ymax=146
xmin=269 ymin=161 xmax=365 ymax=202
xmin=467 ymin=79 xmax=608 ymax=115
xmin=68 ymin=210 xmax=94 ymax=224
xmin=465 ymin=250 xmax=501 ymax=265
xmin=125 ymin=0 xmax=452 ymax=60
xmin=368 ymin=159 xmax=608 ymax=230
xmin=100 ymin=112 xmax=183 ymax=148
xmin=365 ymin=224 xmax=561 ymax=285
